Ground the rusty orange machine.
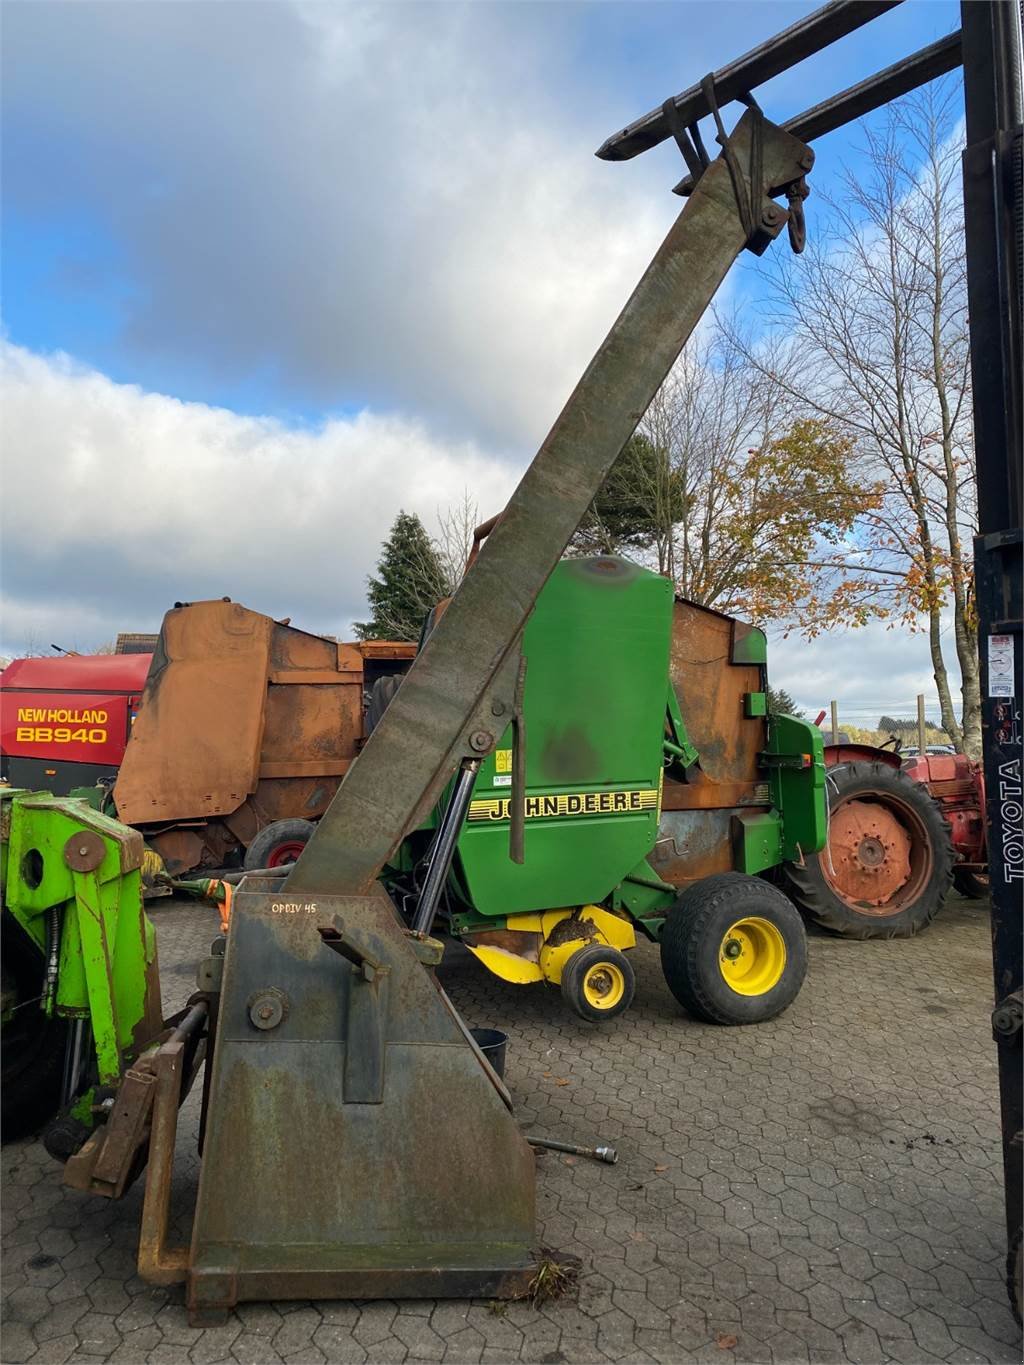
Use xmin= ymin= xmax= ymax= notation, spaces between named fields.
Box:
xmin=112 ymin=599 xmax=414 ymax=875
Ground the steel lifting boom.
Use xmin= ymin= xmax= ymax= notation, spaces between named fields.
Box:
xmin=180 ymin=108 xmax=815 ymax=1321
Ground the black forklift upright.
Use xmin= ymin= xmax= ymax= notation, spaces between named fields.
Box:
xmin=960 ymin=0 xmax=1024 ymax=1317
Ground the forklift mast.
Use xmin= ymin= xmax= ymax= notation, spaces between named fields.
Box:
xmin=960 ymin=0 xmax=1024 ymax=1307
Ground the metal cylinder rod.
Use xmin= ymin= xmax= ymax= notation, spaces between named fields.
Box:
xmin=43 ymin=906 xmax=61 ymax=1009
xmin=168 ymin=1001 xmax=208 ymax=1046
xmin=410 ymin=760 xmax=481 ymax=937
xmin=527 ymin=1135 xmax=618 ymax=1165
xmin=60 ymin=1018 xmax=89 ymax=1108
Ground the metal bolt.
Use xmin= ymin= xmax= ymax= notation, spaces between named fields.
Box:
xmin=763 ymin=204 xmax=780 ymax=224
xmin=799 ymin=151 xmax=814 ymax=171
xmin=490 ymin=701 xmax=506 ymax=717
xmin=723 ymin=939 xmax=742 ymax=960
xmin=992 ymin=1003 xmax=1022 ymax=1038
xmin=258 ymin=1005 xmax=273 ymax=1020
xmin=469 ymin=730 xmax=494 ymax=753
xmin=79 ymin=846 xmax=89 ymax=856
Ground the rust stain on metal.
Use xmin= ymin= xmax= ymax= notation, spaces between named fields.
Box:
xmin=662 ymin=780 xmax=769 ymax=811
xmin=63 ymin=830 xmax=106 ymax=872
xmin=668 ymin=601 xmax=762 ymax=783
xmin=822 ymin=795 xmax=931 ymax=912
xmin=462 ymin=928 xmax=543 ymax=961
xmin=650 ymin=808 xmax=741 ymax=887
xmin=113 ymin=599 xmax=414 ymax=874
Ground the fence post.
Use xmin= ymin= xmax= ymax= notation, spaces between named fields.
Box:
xmin=917 ymin=694 xmax=927 ymax=757
xmin=830 ymin=700 xmax=839 ymax=745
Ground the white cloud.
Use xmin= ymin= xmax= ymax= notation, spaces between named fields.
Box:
xmin=768 ymin=617 xmax=965 ymax=729
xmin=1 ymin=0 xmax=674 ymax=451
xmin=0 ymin=341 xmax=518 ymax=654
xmin=1 ymin=339 xmax=964 ymax=728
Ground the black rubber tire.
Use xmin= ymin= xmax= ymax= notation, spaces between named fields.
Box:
xmin=560 ymin=944 xmax=635 ymax=1022
xmin=243 ymin=818 xmax=316 ymax=871
xmin=1 ymin=916 xmax=69 ymax=1142
xmin=366 ymin=675 xmax=403 ymax=734
xmin=660 ymin=873 xmax=807 ymax=1025
xmin=784 ymin=760 xmax=954 ymax=940
xmin=953 ymin=867 xmax=990 ymax=901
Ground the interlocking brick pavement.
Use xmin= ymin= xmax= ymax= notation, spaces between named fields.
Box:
xmin=3 ymin=894 xmax=1020 ymax=1364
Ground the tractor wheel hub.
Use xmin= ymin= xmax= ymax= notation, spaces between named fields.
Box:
xmin=825 ymin=797 xmax=916 ymax=909
xmin=856 ymin=835 xmax=886 ymax=869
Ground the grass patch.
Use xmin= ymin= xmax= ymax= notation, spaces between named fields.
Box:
xmin=526 ymin=1252 xmax=579 ymax=1307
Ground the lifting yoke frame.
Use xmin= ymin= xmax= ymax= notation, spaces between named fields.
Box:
xmin=109 ymin=0 xmax=1020 ymax=1323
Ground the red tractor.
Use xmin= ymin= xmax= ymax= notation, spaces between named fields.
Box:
xmin=901 ymin=750 xmax=988 ymax=900
xmin=783 ymin=727 xmax=987 ymax=939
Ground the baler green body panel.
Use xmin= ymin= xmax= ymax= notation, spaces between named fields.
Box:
xmin=389 ymin=555 xmax=826 ymax=948
xmin=452 ymin=559 xmax=673 ymax=918
xmin=767 ymin=713 xmax=827 ymax=859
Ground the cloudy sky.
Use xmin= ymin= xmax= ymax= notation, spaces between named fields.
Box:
xmin=1 ymin=0 xmax=962 ymax=723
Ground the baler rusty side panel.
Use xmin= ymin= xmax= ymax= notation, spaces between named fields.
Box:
xmin=114 ymin=602 xmax=274 ymax=826
xmin=112 ymin=599 xmax=414 ymax=872
xmin=665 ymin=599 xmax=769 ymax=801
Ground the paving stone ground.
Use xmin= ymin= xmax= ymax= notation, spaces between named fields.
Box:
xmin=2 ymin=893 xmax=1020 ymax=1365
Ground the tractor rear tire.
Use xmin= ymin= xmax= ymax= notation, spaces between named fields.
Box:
xmin=660 ymin=873 xmax=807 ymax=1025
xmin=784 ymin=760 xmax=954 ymax=939
xmin=243 ymin=818 xmax=316 ymax=871
xmin=367 ymin=675 xmax=403 ymax=733
xmin=1 ymin=917 xmax=69 ymax=1142
xmin=560 ymin=945 xmax=635 ymax=1022
xmin=953 ymin=867 xmax=990 ymax=901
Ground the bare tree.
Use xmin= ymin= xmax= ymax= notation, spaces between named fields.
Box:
xmin=434 ymin=490 xmax=480 ymax=592
xmin=584 ymin=322 xmax=865 ymax=623
xmin=739 ymin=81 xmax=979 ymax=753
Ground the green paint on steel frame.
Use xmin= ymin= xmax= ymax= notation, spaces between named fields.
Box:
xmin=767 ymin=712 xmax=827 ymax=860
xmin=452 ymin=558 xmax=673 ymax=917
xmin=1 ymin=789 xmax=159 ymax=1086
xmin=401 ymin=558 xmax=827 ymax=935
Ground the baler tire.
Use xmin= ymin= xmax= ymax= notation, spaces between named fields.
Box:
xmin=560 ymin=945 xmax=635 ymax=1022
xmin=953 ymin=867 xmax=990 ymax=901
xmin=784 ymin=760 xmax=954 ymax=939
xmin=243 ymin=819 xmax=316 ymax=871
xmin=1 ymin=918 xmax=69 ymax=1142
xmin=366 ymin=675 xmax=403 ymax=734
xmin=660 ymin=873 xmax=807 ymax=1026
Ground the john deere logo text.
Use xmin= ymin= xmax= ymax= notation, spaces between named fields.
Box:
xmin=468 ymin=789 xmax=658 ymax=822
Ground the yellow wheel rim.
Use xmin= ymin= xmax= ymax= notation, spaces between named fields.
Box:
xmin=581 ymin=961 xmax=627 ymax=1011
xmin=718 ymin=917 xmax=786 ymax=996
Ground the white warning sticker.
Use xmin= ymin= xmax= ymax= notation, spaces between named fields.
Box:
xmin=988 ymin=634 xmax=1014 ymax=698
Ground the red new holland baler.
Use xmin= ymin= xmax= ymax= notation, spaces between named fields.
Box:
xmin=0 ymin=654 xmax=152 ymax=795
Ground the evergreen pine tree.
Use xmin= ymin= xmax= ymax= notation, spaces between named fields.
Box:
xmin=766 ymin=686 xmax=806 ymax=720
xmin=354 ymin=511 xmax=449 ymax=641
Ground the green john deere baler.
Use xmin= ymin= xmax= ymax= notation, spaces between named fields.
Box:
xmin=381 ymin=554 xmax=826 ymax=1024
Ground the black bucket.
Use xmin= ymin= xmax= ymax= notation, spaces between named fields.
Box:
xmin=469 ymin=1027 xmax=508 ymax=1079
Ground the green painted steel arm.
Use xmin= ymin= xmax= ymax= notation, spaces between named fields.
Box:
xmin=288 ymin=110 xmax=813 ymax=897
